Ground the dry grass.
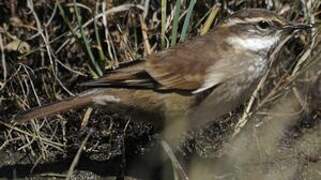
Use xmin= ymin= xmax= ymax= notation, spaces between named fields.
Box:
xmin=0 ymin=0 xmax=321 ymax=179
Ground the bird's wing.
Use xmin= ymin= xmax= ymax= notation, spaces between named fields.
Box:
xmin=80 ymin=61 xmax=157 ymax=88
xmin=145 ymin=30 xmax=244 ymax=93
xmin=83 ymin=30 xmax=238 ymax=93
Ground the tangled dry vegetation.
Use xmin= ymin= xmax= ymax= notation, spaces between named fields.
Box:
xmin=0 ymin=0 xmax=321 ymax=179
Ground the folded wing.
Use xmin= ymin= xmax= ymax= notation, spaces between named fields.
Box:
xmin=82 ymin=30 xmax=234 ymax=93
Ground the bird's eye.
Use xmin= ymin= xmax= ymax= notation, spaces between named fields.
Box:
xmin=257 ymin=21 xmax=270 ymax=30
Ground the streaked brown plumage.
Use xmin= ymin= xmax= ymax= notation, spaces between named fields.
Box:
xmin=13 ymin=9 xmax=310 ymax=145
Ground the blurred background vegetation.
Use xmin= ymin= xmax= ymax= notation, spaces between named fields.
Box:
xmin=0 ymin=0 xmax=321 ymax=179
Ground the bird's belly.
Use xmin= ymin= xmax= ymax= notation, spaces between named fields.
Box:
xmin=186 ymin=75 xmax=260 ymax=130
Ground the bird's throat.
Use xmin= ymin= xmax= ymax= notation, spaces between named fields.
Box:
xmin=226 ymin=36 xmax=278 ymax=52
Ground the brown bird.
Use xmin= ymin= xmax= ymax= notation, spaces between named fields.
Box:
xmin=13 ymin=9 xmax=310 ymax=145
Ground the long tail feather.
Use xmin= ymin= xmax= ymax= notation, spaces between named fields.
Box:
xmin=13 ymin=90 xmax=101 ymax=124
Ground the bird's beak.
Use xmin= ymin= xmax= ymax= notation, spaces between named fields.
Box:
xmin=282 ymin=24 xmax=313 ymax=32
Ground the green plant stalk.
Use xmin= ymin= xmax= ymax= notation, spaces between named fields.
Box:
xmin=161 ymin=0 xmax=167 ymax=48
xmin=201 ymin=5 xmax=220 ymax=35
xmin=94 ymin=2 xmax=106 ymax=66
xmin=73 ymin=0 xmax=103 ymax=77
xmin=170 ymin=0 xmax=182 ymax=47
xmin=180 ymin=0 xmax=196 ymax=42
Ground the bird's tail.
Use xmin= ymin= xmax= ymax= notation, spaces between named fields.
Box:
xmin=12 ymin=88 xmax=164 ymax=124
xmin=13 ymin=89 xmax=103 ymax=124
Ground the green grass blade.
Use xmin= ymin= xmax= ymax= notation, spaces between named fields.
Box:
xmin=180 ymin=0 xmax=196 ymax=42
xmin=73 ymin=0 xmax=103 ymax=77
xmin=170 ymin=0 xmax=182 ymax=47
xmin=161 ymin=0 xmax=167 ymax=48
xmin=94 ymin=2 xmax=106 ymax=65
xmin=57 ymin=2 xmax=77 ymax=38
xmin=200 ymin=5 xmax=220 ymax=35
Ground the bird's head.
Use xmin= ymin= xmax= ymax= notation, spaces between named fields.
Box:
xmin=221 ymin=9 xmax=311 ymax=54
